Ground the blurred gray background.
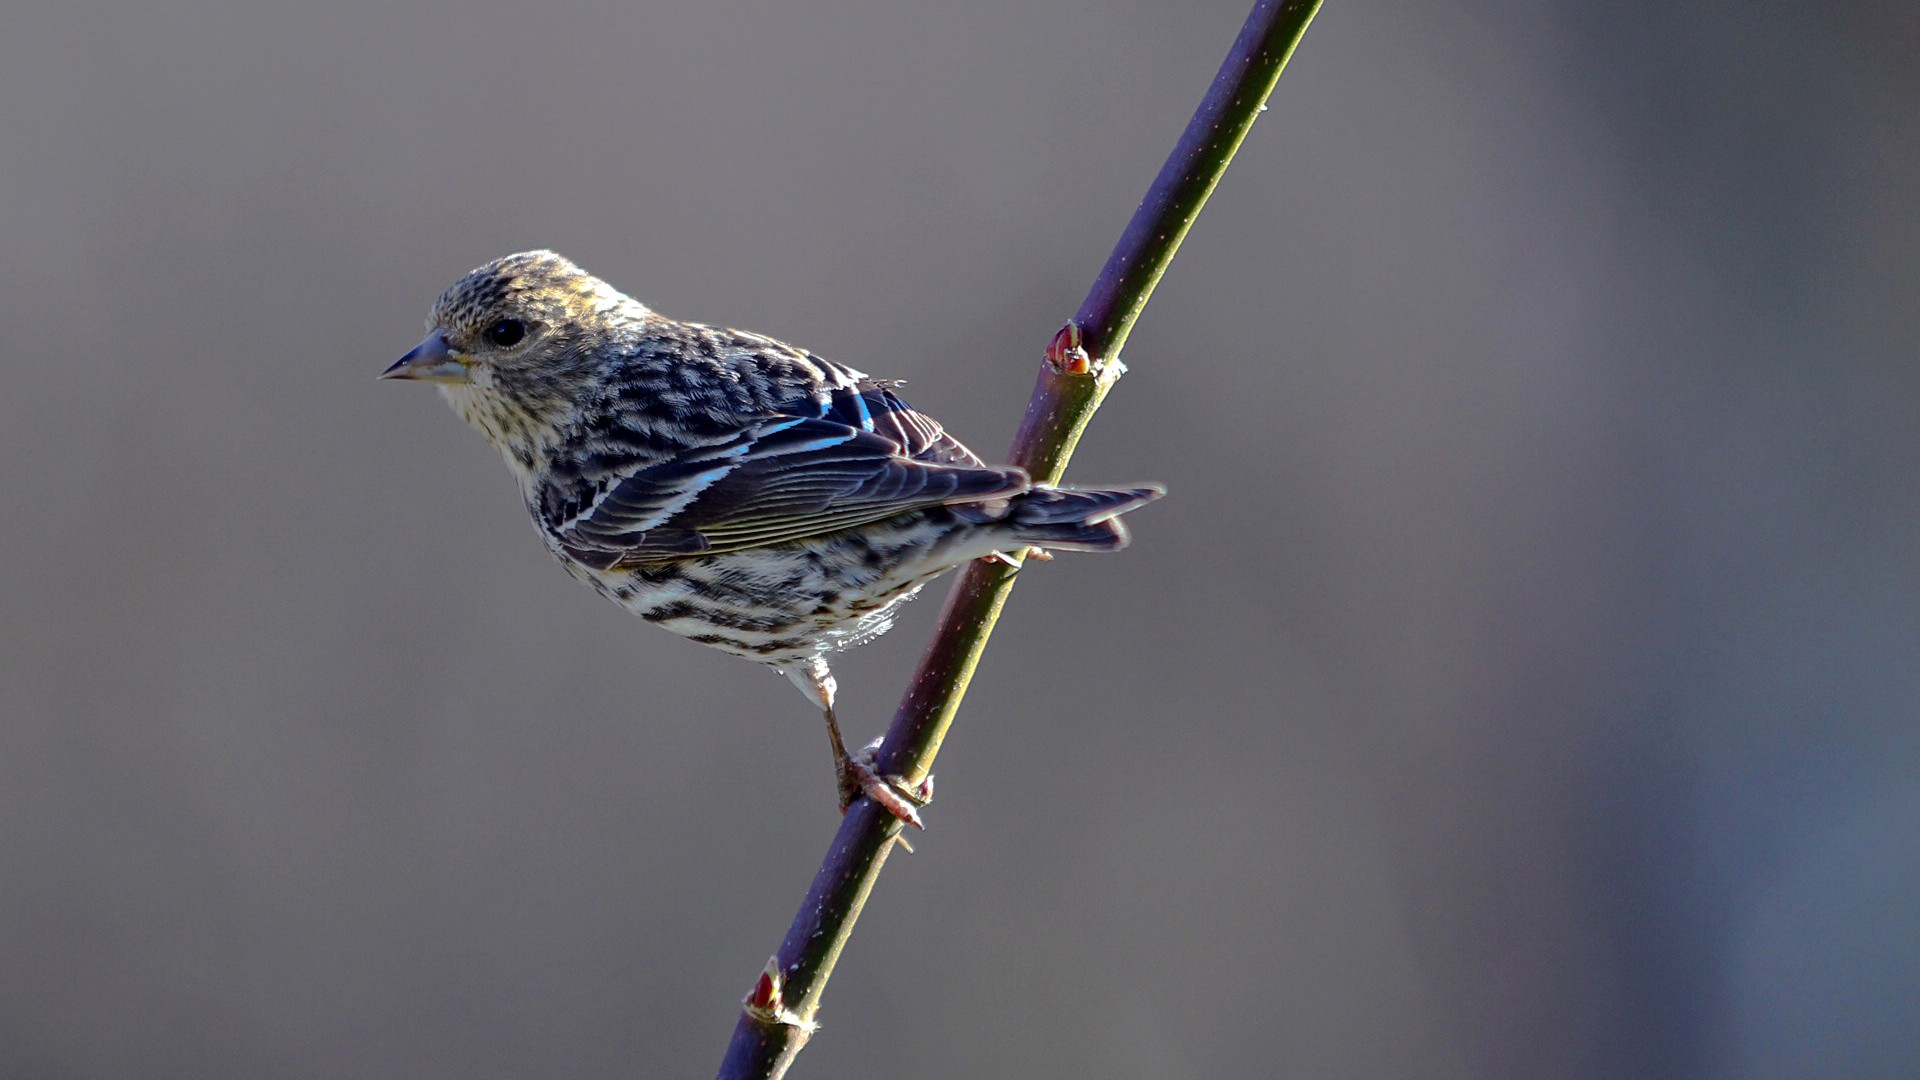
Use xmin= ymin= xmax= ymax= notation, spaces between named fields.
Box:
xmin=3 ymin=1 xmax=1916 ymax=1077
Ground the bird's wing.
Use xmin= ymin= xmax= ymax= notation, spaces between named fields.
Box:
xmin=832 ymin=378 xmax=986 ymax=468
xmin=554 ymin=386 xmax=1022 ymax=567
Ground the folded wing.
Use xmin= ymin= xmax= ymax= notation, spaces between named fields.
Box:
xmin=556 ymin=384 xmax=1023 ymax=568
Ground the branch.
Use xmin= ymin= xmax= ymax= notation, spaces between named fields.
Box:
xmin=714 ymin=3 xmax=1323 ymax=1076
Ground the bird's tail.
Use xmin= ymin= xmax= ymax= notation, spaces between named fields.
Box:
xmin=995 ymin=483 xmax=1166 ymax=552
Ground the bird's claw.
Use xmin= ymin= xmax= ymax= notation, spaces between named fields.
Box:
xmin=980 ymin=547 xmax=1050 ymax=570
xmin=839 ymin=737 xmax=934 ymax=830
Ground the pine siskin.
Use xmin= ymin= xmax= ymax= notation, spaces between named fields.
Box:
xmin=384 ymin=251 xmax=1161 ymax=825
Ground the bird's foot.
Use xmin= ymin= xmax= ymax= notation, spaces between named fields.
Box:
xmin=839 ymin=737 xmax=934 ymax=830
xmin=980 ymin=547 xmax=1050 ymax=570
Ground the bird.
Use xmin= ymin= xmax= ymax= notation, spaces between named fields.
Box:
xmin=383 ymin=250 xmax=1162 ymax=826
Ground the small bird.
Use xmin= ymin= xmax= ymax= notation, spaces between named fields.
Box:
xmin=384 ymin=251 xmax=1161 ymax=825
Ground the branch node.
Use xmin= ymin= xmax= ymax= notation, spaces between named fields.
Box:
xmin=742 ymin=957 xmax=815 ymax=1032
xmin=1044 ymin=321 xmax=1093 ymax=375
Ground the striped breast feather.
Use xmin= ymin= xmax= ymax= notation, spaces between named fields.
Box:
xmin=555 ymin=412 xmax=1026 ymax=568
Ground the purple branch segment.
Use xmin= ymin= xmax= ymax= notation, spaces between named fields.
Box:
xmin=715 ymin=2 xmax=1323 ymax=1076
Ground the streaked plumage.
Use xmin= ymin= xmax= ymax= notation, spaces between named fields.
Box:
xmin=385 ymin=250 xmax=1161 ymax=823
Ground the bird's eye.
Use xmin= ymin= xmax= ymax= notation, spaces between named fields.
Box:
xmin=485 ymin=318 xmax=527 ymax=348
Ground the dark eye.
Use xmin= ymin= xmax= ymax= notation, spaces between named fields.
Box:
xmin=485 ymin=318 xmax=526 ymax=348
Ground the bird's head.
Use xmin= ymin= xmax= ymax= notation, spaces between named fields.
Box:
xmin=385 ymin=250 xmax=649 ymax=466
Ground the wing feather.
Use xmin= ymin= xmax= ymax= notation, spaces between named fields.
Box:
xmin=555 ymin=393 xmax=1021 ymax=567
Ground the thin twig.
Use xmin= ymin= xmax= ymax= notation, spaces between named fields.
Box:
xmin=713 ymin=2 xmax=1323 ymax=1076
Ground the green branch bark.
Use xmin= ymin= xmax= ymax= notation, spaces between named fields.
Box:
xmin=714 ymin=3 xmax=1322 ymax=1076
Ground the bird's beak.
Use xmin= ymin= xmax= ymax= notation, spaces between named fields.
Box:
xmin=381 ymin=329 xmax=471 ymax=384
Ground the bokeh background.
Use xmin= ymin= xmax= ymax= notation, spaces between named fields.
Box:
xmin=4 ymin=2 xmax=1916 ymax=1077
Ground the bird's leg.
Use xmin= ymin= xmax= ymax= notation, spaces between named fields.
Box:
xmin=820 ymin=700 xmax=856 ymax=803
xmin=791 ymin=660 xmax=931 ymax=828
xmin=821 ymin=703 xmax=933 ymax=830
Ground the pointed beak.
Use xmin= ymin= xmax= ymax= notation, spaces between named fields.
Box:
xmin=381 ymin=329 xmax=471 ymax=384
